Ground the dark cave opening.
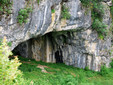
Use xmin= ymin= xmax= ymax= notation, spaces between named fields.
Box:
xmin=55 ymin=50 xmax=63 ymax=63
xmin=12 ymin=31 xmax=66 ymax=63
xmin=12 ymin=39 xmax=33 ymax=59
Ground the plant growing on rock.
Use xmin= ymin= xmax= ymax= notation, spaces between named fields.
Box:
xmin=92 ymin=19 xmax=107 ymax=39
xmin=80 ymin=0 xmax=108 ymax=39
xmin=51 ymin=9 xmax=55 ymax=13
xmin=0 ymin=0 xmax=12 ymax=16
xmin=37 ymin=0 xmax=40 ymax=5
xmin=61 ymin=5 xmax=71 ymax=19
xmin=17 ymin=7 xmax=32 ymax=25
xmin=110 ymin=0 xmax=113 ymax=20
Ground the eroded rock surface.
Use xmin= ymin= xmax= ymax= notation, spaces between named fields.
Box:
xmin=0 ymin=0 xmax=91 ymax=50
xmin=0 ymin=0 xmax=113 ymax=71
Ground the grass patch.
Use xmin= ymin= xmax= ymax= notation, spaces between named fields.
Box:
xmin=19 ymin=56 xmax=113 ymax=85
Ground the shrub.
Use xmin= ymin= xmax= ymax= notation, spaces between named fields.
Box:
xmin=111 ymin=7 xmax=113 ymax=20
xmin=92 ymin=19 xmax=107 ymax=29
xmin=92 ymin=2 xmax=104 ymax=20
xmin=110 ymin=0 xmax=113 ymax=20
xmin=92 ymin=19 xmax=107 ymax=39
xmin=110 ymin=59 xmax=113 ymax=68
xmin=80 ymin=0 xmax=104 ymax=7
xmin=84 ymin=66 xmax=89 ymax=71
xmin=17 ymin=7 xmax=32 ymax=25
xmin=37 ymin=0 xmax=40 ymax=5
xmin=0 ymin=0 xmax=12 ymax=15
xmin=80 ymin=0 xmax=108 ymax=39
xmin=80 ymin=0 xmax=91 ymax=7
xmin=51 ymin=9 xmax=55 ymax=13
xmin=61 ymin=5 xmax=71 ymax=19
xmin=99 ymin=65 xmax=109 ymax=76
xmin=0 ymin=37 xmax=24 ymax=85
xmin=62 ymin=75 xmax=78 ymax=85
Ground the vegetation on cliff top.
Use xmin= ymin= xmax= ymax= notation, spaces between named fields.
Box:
xmin=80 ymin=0 xmax=110 ymax=40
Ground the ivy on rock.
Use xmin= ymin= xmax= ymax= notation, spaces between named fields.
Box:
xmin=80 ymin=0 xmax=108 ymax=39
xmin=0 ymin=0 xmax=12 ymax=16
xmin=17 ymin=7 xmax=32 ymax=25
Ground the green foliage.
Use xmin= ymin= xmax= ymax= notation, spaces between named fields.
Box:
xmin=18 ymin=56 xmax=113 ymax=85
xmin=91 ymin=2 xmax=107 ymax=39
xmin=111 ymin=23 xmax=113 ymax=45
xmin=111 ymin=7 xmax=113 ymax=20
xmin=61 ymin=5 xmax=71 ymax=19
xmin=110 ymin=0 xmax=113 ymax=20
xmin=84 ymin=66 xmax=89 ymax=71
xmin=92 ymin=19 xmax=106 ymax=30
xmin=51 ymin=9 xmax=55 ymax=13
xmin=0 ymin=0 xmax=12 ymax=15
xmin=92 ymin=19 xmax=107 ymax=39
xmin=80 ymin=0 xmax=108 ymax=39
xmin=80 ymin=0 xmax=91 ymax=7
xmin=0 ymin=37 xmax=24 ymax=85
xmin=92 ymin=2 xmax=104 ymax=19
xmin=80 ymin=0 xmax=104 ymax=7
xmin=17 ymin=7 xmax=32 ymax=25
xmin=37 ymin=0 xmax=40 ymax=5
xmin=7 ymin=42 xmax=12 ymax=47
xmin=110 ymin=59 xmax=113 ymax=68
xmin=61 ymin=75 xmax=78 ymax=85
xmin=99 ymin=65 xmax=109 ymax=76
xmin=110 ymin=49 xmax=113 ymax=56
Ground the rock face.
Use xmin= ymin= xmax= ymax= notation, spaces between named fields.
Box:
xmin=0 ymin=0 xmax=113 ymax=71
xmin=0 ymin=0 xmax=91 ymax=50
xmin=14 ymin=29 xmax=112 ymax=71
xmin=53 ymin=30 xmax=112 ymax=71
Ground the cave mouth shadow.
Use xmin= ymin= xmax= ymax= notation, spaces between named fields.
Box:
xmin=55 ymin=50 xmax=63 ymax=63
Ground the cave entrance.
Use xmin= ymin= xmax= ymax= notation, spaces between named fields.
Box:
xmin=55 ymin=50 xmax=63 ymax=63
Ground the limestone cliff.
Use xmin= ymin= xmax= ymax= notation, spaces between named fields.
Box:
xmin=0 ymin=0 xmax=113 ymax=71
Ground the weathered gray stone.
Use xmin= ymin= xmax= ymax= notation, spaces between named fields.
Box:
xmin=103 ymin=0 xmax=112 ymax=6
xmin=0 ymin=0 xmax=91 ymax=50
xmin=13 ymin=29 xmax=112 ymax=71
xmin=0 ymin=0 xmax=113 ymax=71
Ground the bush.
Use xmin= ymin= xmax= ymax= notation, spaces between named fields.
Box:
xmin=51 ymin=9 xmax=55 ymax=13
xmin=0 ymin=37 xmax=24 ymax=85
xmin=92 ymin=19 xmax=106 ymax=29
xmin=0 ymin=0 xmax=12 ymax=15
xmin=62 ymin=75 xmax=78 ymax=85
xmin=80 ymin=0 xmax=108 ymax=39
xmin=111 ymin=7 xmax=113 ymax=20
xmin=110 ymin=59 xmax=113 ymax=68
xmin=99 ymin=65 xmax=109 ymax=76
xmin=61 ymin=5 xmax=71 ymax=19
xmin=80 ymin=0 xmax=104 ymax=7
xmin=37 ymin=0 xmax=40 ymax=5
xmin=17 ymin=7 xmax=32 ymax=25
xmin=84 ymin=66 xmax=89 ymax=71
xmin=92 ymin=19 xmax=107 ymax=39
xmin=110 ymin=0 xmax=113 ymax=20
xmin=93 ymin=2 xmax=104 ymax=19
xmin=80 ymin=0 xmax=91 ymax=7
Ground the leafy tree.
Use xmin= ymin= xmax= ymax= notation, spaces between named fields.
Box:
xmin=0 ymin=37 xmax=24 ymax=85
